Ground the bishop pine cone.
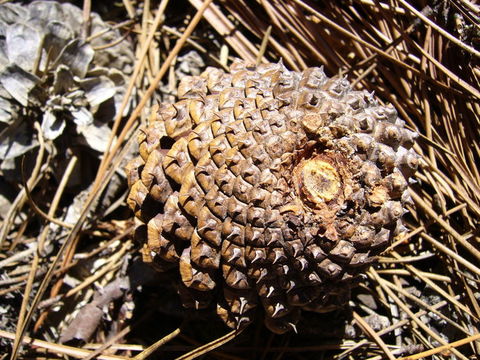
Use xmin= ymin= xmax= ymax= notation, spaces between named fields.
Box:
xmin=126 ymin=60 xmax=418 ymax=334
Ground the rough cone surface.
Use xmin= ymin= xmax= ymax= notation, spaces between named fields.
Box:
xmin=126 ymin=60 xmax=418 ymax=334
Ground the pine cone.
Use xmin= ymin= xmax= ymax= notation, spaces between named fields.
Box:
xmin=0 ymin=0 xmax=134 ymax=167
xmin=126 ymin=60 xmax=418 ymax=334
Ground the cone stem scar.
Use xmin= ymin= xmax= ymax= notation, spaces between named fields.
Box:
xmin=299 ymin=159 xmax=341 ymax=203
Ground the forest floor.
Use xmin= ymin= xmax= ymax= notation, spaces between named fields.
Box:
xmin=0 ymin=0 xmax=479 ymax=359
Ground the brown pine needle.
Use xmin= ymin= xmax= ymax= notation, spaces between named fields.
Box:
xmin=256 ymin=25 xmax=272 ymax=66
xmin=352 ymin=311 xmax=396 ymax=360
xmin=133 ymin=328 xmax=182 ymax=360
xmin=174 ymin=328 xmax=246 ymax=360
xmin=21 ymin=157 xmax=76 ymax=230
xmin=2 ymin=1 xmax=479 ymax=359
xmin=0 ymin=329 xmax=128 ymax=360
xmin=396 ymin=332 xmax=480 ymax=360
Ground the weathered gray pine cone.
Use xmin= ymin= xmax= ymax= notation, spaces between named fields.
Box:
xmin=0 ymin=0 xmax=134 ymax=165
xmin=126 ymin=60 xmax=418 ymax=334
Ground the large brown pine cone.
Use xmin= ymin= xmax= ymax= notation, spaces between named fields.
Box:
xmin=125 ymin=60 xmax=418 ymax=334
